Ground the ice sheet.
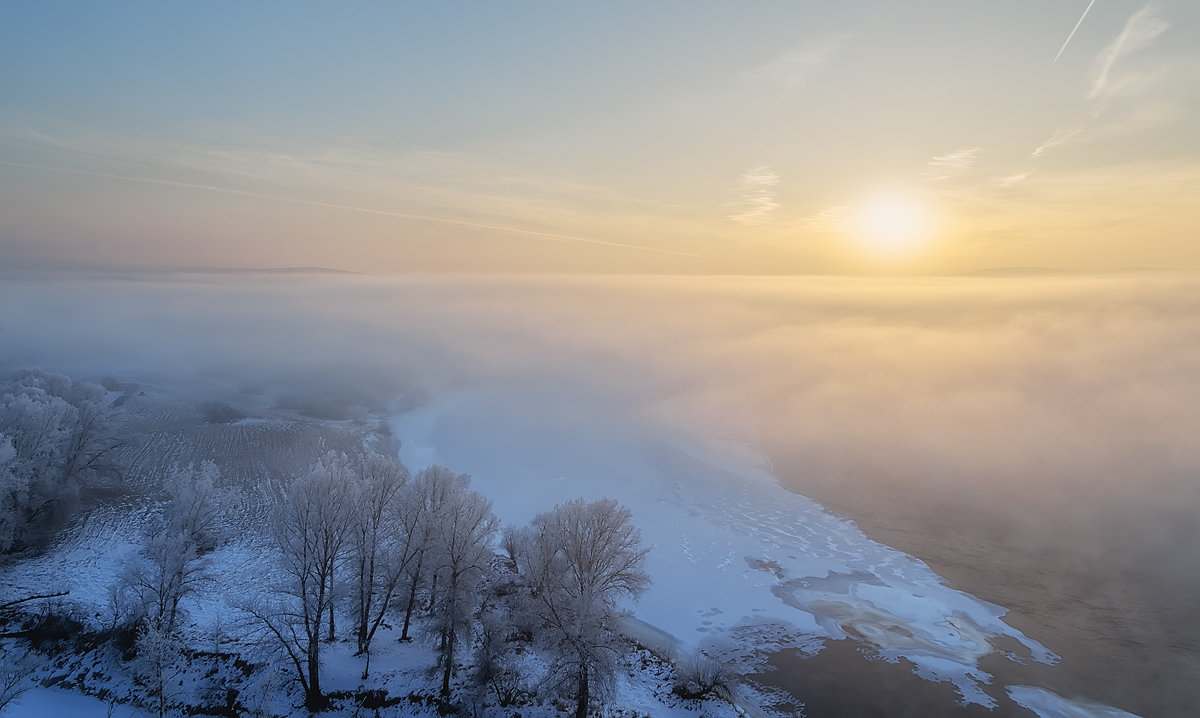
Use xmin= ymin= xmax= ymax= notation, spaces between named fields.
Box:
xmin=392 ymin=382 xmax=1058 ymax=706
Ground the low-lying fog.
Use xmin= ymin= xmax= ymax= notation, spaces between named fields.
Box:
xmin=3 ymin=270 xmax=1197 ymax=713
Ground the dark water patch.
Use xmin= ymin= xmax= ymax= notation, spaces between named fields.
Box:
xmin=764 ymin=442 xmax=1191 ymax=717
xmin=749 ymin=639 xmax=1037 ymax=718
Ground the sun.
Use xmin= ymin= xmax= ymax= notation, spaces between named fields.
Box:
xmin=849 ymin=191 xmax=934 ymax=257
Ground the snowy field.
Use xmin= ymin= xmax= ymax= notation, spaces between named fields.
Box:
xmin=0 ymin=387 xmax=751 ymax=717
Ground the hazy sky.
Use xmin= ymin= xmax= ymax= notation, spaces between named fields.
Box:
xmin=2 ymin=1 xmax=1197 ymax=274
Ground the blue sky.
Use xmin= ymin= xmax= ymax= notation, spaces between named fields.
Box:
xmin=2 ymin=1 xmax=1197 ymax=273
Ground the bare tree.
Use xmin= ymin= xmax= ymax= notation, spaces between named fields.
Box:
xmin=516 ymin=498 xmax=650 ymax=718
xmin=123 ymin=462 xmax=224 ymax=632
xmin=472 ymin=559 xmax=534 ymax=707
xmin=248 ymin=454 xmax=354 ymax=711
xmin=132 ymin=615 xmax=184 ymax=718
xmin=420 ymin=466 xmax=498 ymax=698
xmin=347 ymin=452 xmax=414 ymax=677
xmin=0 ymin=645 xmax=41 ymax=712
xmin=395 ymin=465 xmax=453 ymax=642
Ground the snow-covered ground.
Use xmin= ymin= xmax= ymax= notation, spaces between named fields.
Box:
xmin=392 ymin=382 xmax=1060 ymax=709
xmin=1 ymin=603 xmax=743 ymax=718
xmin=0 ymin=391 xmax=749 ymax=717
xmin=0 ymin=378 xmax=1143 ymax=717
xmin=5 ymin=688 xmax=152 ymax=718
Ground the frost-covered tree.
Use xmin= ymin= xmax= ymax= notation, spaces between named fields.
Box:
xmin=420 ymin=466 xmax=498 ymax=698
xmin=516 ymin=498 xmax=650 ymax=718
xmin=248 ymin=454 xmax=354 ymax=711
xmin=0 ymin=435 xmax=15 ymax=546
xmin=395 ymin=465 xmax=451 ymax=642
xmin=347 ymin=452 xmax=413 ymax=677
xmin=0 ymin=645 xmax=41 ymax=712
xmin=122 ymin=462 xmax=225 ymax=632
xmin=53 ymin=377 xmax=121 ymax=490
xmin=0 ymin=370 xmax=121 ymax=552
xmin=160 ymin=460 xmax=225 ymax=553
xmin=0 ymin=384 xmax=75 ymax=551
xmin=133 ymin=615 xmax=184 ymax=718
xmin=472 ymin=558 xmax=534 ymax=707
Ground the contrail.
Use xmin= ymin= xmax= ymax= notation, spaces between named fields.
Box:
xmin=0 ymin=159 xmax=712 ymax=260
xmin=1054 ymin=0 xmax=1098 ymax=63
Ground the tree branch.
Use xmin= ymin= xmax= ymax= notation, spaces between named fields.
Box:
xmin=0 ymin=590 xmax=70 ymax=611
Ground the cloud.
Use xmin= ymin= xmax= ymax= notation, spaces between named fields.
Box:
xmin=996 ymin=171 xmax=1032 ymax=188
xmin=0 ymin=159 xmax=710 ymax=260
xmin=728 ymin=166 xmax=781 ymax=225
xmin=0 ymin=127 xmax=719 ymax=263
xmin=1033 ymin=3 xmax=1172 ymax=158
xmin=923 ymin=147 xmax=983 ymax=181
xmin=1089 ymin=4 xmax=1170 ymax=101
xmin=1032 ymin=126 xmax=1087 ymax=159
xmin=748 ymin=35 xmax=849 ymax=93
xmin=796 ymin=204 xmax=849 ymax=232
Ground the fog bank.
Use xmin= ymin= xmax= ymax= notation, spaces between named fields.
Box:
xmin=4 ymin=272 xmax=1197 ymax=552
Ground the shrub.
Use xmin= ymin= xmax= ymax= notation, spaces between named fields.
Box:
xmin=671 ymin=651 xmax=733 ymax=700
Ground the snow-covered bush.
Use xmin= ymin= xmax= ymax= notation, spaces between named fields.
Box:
xmin=672 ymin=650 xmax=734 ymax=700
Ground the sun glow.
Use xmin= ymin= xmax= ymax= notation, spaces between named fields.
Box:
xmin=850 ymin=191 xmax=933 ymax=257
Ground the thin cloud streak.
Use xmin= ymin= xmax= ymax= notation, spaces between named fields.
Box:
xmin=1033 ymin=3 xmax=1171 ymax=158
xmin=749 ymin=35 xmax=849 ymax=92
xmin=1089 ymin=3 xmax=1169 ymax=100
xmin=729 ymin=166 xmax=780 ymax=225
xmin=997 ymin=172 xmax=1032 ymax=188
xmin=0 ymin=160 xmax=712 ymax=260
xmin=923 ymin=147 xmax=982 ymax=181
xmin=1054 ymin=0 xmax=1098 ymax=64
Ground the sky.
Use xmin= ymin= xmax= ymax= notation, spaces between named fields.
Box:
xmin=1 ymin=1 xmax=1198 ymax=274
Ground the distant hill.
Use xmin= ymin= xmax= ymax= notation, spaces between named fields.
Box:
xmin=962 ymin=266 xmax=1176 ymax=277
xmin=166 ymin=265 xmax=362 ymax=275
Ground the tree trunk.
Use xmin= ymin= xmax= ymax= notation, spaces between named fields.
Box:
xmin=575 ymin=664 xmax=589 ymax=718
xmin=441 ymin=621 xmax=456 ymax=697
xmin=155 ymin=676 xmax=166 ymax=718
xmin=306 ymin=643 xmax=324 ymax=711
xmin=401 ymin=569 xmax=420 ymax=641
xmin=327 ymin=571 xmax=336 ymax=642
xmin=356 ymin=553 xmax=369 ymax=654
xmin=168 ymin=593 xmax=181 ymax=634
